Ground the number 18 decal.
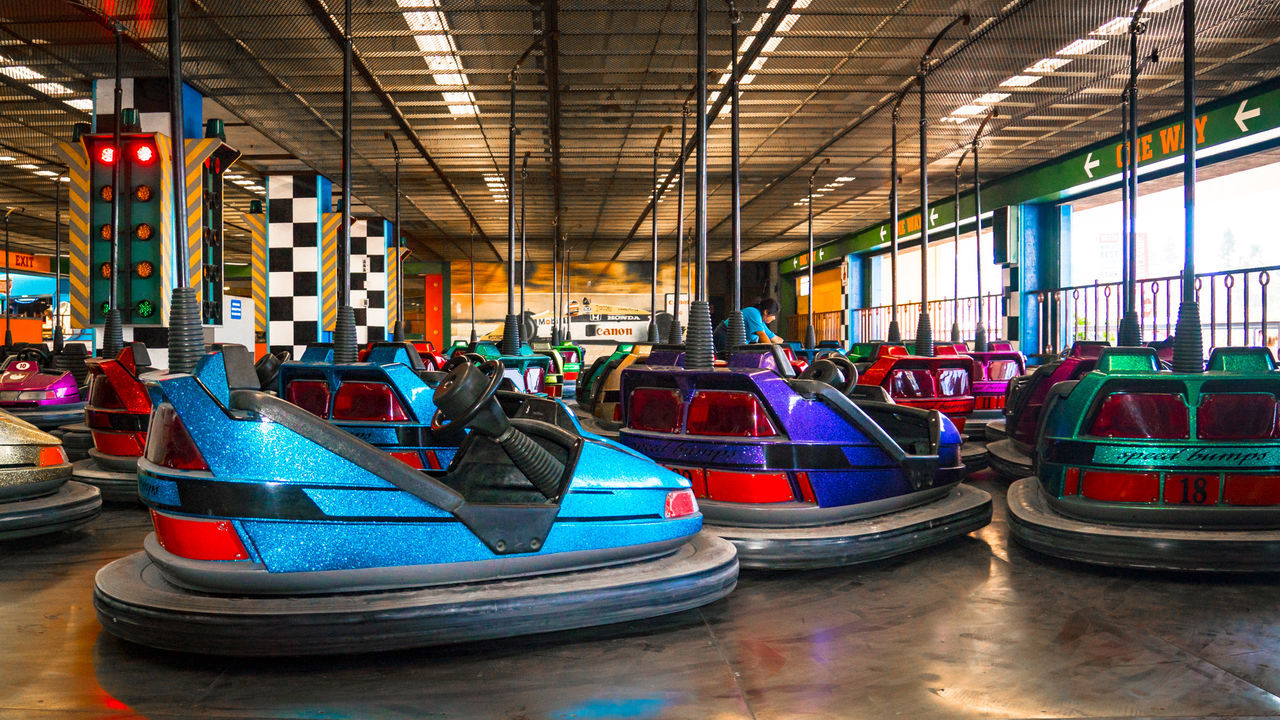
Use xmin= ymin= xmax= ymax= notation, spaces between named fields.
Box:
xmin=1164 ymin=474 xmax=1220 ymax=505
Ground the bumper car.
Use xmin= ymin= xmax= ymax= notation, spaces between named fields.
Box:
xmin=530 ymin=342 xmax=566 ymax=398
xmin=553 ymin=341 xmax=586 ymax=398
xmin=787 ymin=340 xmax=844 ymax=365
xmin=856 ymin=344 xmax=986 ymax=471
xmin=0 ymin=409 xmax=101 ymax=540
xmin=70 ymin=344 xmax=155 ymax=502
xmin=93 ymin=347 xmax=738 ymax=655
xmin=449 ymin=340 xmax=551 ymax=394
xmin=0 ymin=343 xmax=91 ymax=429
xmin=950 ymin=342 xmax=1026 ymax=441
xmin=848 ymin=342 xmax=889 ymax=366
xmin=615 ymin=345 xmax=991 ymax=569
xmin=279 ymin=341 xmax=464 ymax=470
xmin=1008 ymin=346 xmax=1280 ymax=572
xmin=579 ymin=343 xmax=653 ymax=430
xmin=577 ymin=343 xmax=635 ymax=413
xmin=987 ymin=341 xmax=1107 ymax=481
xmin=416 ymin=341 xmax=450 ymax=371
xmin=362 ymin=340 xmax=447 ymax=371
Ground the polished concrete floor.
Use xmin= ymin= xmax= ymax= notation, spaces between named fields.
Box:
xmin=2 ymin=471 xmax=1279 ymax=720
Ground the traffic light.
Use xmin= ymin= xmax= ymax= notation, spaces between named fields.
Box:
xmin=83 ymin=132 xmax=166 ymax=326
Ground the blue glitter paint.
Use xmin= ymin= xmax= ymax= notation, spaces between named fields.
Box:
xmin=138 ymin=350 xmax=706 ymax=576
xmin=302 ymin=487 xmax=454 ymax=518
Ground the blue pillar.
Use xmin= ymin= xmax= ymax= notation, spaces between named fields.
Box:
xmin=845 ymin=254 xmax=863 ymax=344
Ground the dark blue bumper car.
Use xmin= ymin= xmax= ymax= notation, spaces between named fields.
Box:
xmin=616 ymin=345 xmax=991 ymax=569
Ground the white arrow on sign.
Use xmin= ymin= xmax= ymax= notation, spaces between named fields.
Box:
xmin=880 ymin=226 xmax=887 ymax=241
xmin=1084 ymin=151 xmax=1101 ymax=178
xmin=1236 ymin=100 xmax=1260 ymax=132
xmin=929 ymin=208 xmax=939 ymax=226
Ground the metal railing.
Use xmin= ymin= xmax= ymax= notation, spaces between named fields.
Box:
xmin=854 ymin=294 xmax=1003 ymax=344
xmin=788 ymin=310 xmax=844 ymax=344
xmin=1032 ymin=264 xmax=1280 ymax=356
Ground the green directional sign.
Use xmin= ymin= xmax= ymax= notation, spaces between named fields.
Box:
xmin=781 ymin=79 xmax=1280 ymax=274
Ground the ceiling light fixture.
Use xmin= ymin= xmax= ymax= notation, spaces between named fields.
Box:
xmin=1025 ymin=57 xmax=1072 ymax=73
xmin=999 ymin=75 xmax=1041 ymax=87
xmin=1092 ymin=16 xmax=1131 ymax=35
xmin=1057 ymin=38 xmax=1106 ymax=55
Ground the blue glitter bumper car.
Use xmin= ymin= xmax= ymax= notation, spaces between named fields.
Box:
xmin=93 ymin=348 xmax=737 ymax=655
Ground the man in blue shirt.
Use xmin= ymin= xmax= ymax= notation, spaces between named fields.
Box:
xmin=715 ymin=297 xmax=783 ymax=352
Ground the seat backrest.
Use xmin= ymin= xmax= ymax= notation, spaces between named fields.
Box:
xmin=936 ymin=367 xmax=971 ymax=396
xmin=128 ymin=342 xmax=152 ymax=370
xmin=222 ymin=345 xmax=262 ymax=391
xmin=985 ymin=358 xmax=1021 ymax=381
xmin=890 ymin=368 xmax=935 ymax=398
xmin=524 ymin=366 xmax=545 ymax=393
xmin=848 ymin=384 xmax=893 ymax=404
xmin=300 ymin=344 xmax=334 ymax=363
xmin=729 ymin=343 xmax=795 ymax=378
xmin=366 ymin=342 xmax=427 ymax=372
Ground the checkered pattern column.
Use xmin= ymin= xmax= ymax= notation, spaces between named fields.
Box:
xmin=840 ymin=257 xmax=851 ymax=344
xmin=349 ymin=218 xmax=389 ymax=344
xmin=266 ymin=174 xmax=331 ymax=357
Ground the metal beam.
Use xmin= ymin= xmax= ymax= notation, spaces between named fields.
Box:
xmin=0 ymin=75 xmax=90 ymax=123
xmin=400 ymin=229 xmax=445 ymax=263
xmin=736 ymin=0 xmax=1032 ymax=254
xmin=610 ymin=0 xmax=797 ymax=261
xmin=543 ymin=0 xmax=564 ymax=234
xmin=302 ymin=0 xmax=498 ymax=261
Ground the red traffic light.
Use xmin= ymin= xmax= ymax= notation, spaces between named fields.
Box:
xmin=98 ymin=146 xmax=117 ymax=165
xmin=134 ymin=144 xmax=155 ymax=164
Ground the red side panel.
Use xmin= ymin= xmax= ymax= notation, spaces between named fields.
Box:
xmin=424 ymin=274 xmax=445 ymax=350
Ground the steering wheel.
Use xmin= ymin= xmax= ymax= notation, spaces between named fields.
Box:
xmin=825 ymin=354 xmax=859 ymax=394
xmin=16 ymin=346 xmax=49 ymax=366
xmin=798 ymin=356 xmax=858 ymax=395
xmin=430 ymin=359 xmax=504 ymax=433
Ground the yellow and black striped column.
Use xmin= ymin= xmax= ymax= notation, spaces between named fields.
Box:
xmin=387 ymin=230 xmax=399 ymax=331
xmin=155 ymin=133 xmax=177 ymax=324
xmin=53 ymin=140 xmax=90 ymax=329
xmin=320 ymin=211 xmax=340 ymax=333
xmin=182 ymin=138 xmax=221 ymax=305
xmin=245 ymin=210 xmax=268 ymax=338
